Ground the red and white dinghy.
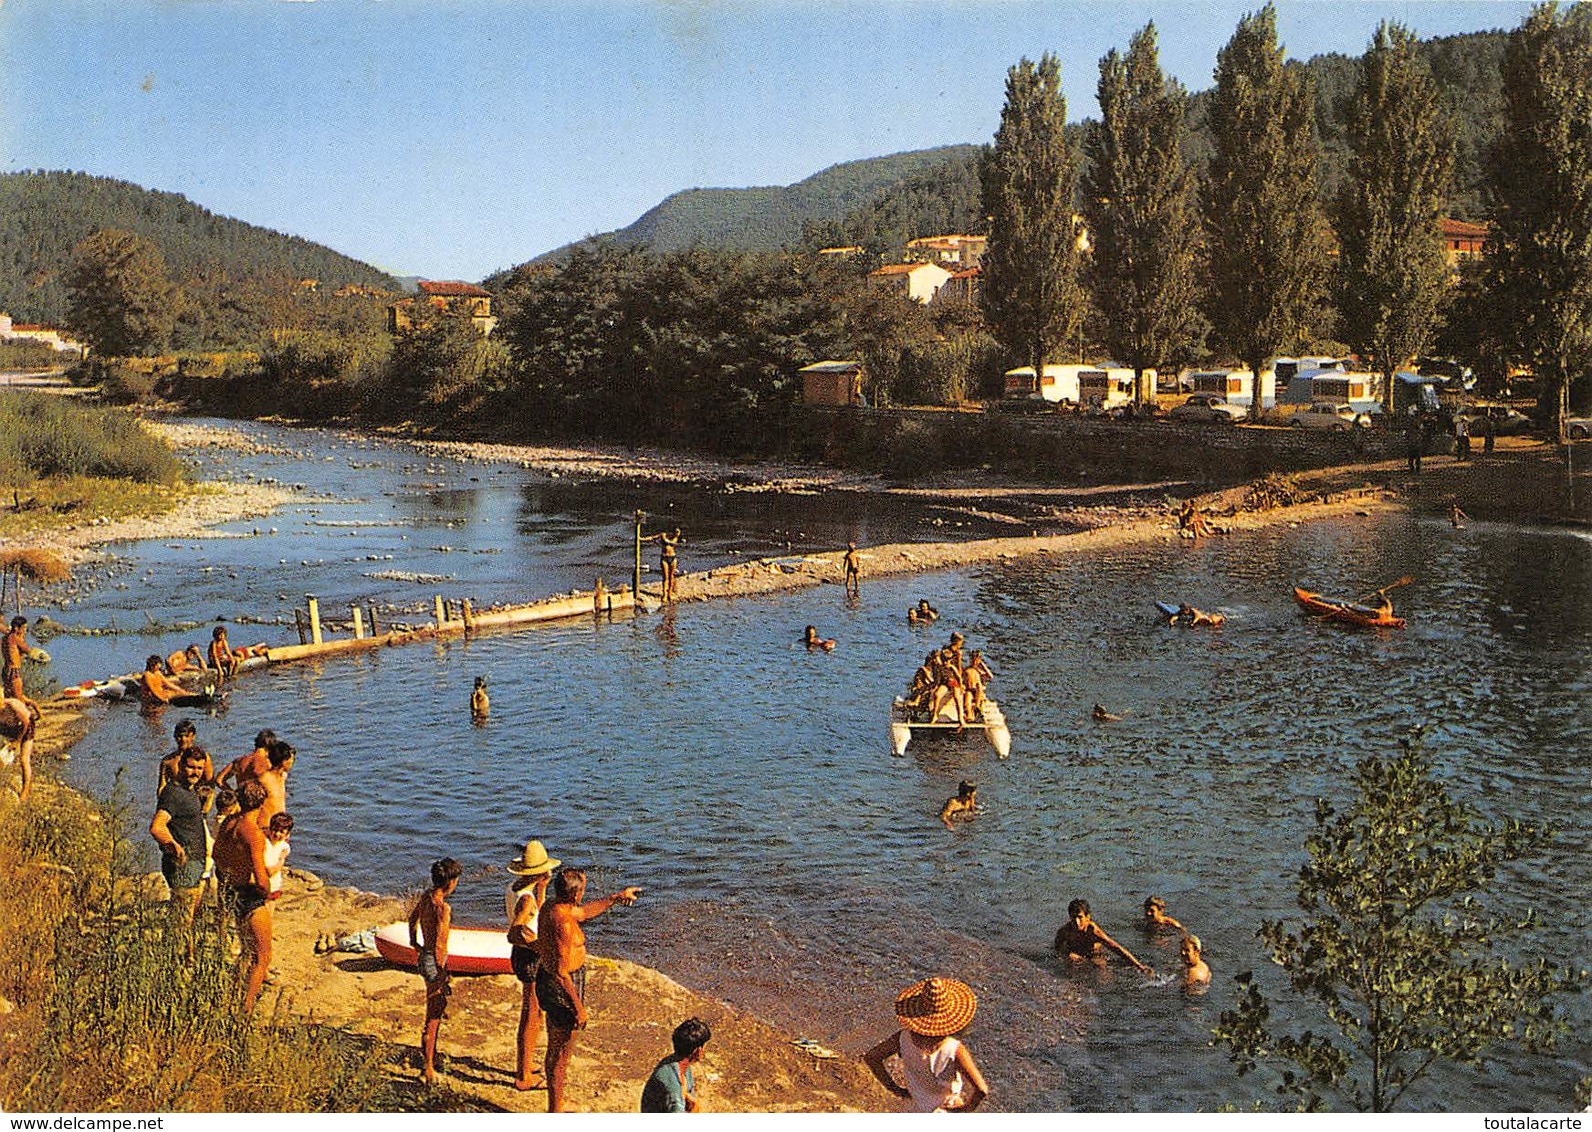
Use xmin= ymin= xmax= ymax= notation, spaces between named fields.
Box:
xmin=373 ymin=921 xmax=514 ymax=975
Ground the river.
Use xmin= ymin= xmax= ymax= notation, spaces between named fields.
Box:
xmin=40 ymin=420 xmax=1592 ymax=1112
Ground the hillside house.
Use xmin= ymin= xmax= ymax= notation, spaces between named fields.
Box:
xmin=1441 ymin=218 xmax=1488 ymax=267
xmin=904 ymin=234 xmax=987 ymax=270
xmin=868 ymin=261 xmax=952 ymax=305
xmin=935 ymin=266 xmax=980 ymax=307
xmin=388 ymin=280 xmax=497 ymax=336
xmin=0 ymin=313 xmax=87 ymax=358
xmin=799 ymin=360 xmax=866 ymax=406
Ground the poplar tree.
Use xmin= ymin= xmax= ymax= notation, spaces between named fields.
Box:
xmin=1488 ymin=2 xmax=1592 ymax=437
xmin=1336 ymin=22 xmax=1456 ymax=413
xmin=64 ymin=228 xmax=178 ymax=356
xmin=1084 ymin=23 xmax=1204 ymax=406
xmin=1203 ymin=5 xmax=1328 ymax=415
xmin=979 ymin=53 xmax=1087 ymax=375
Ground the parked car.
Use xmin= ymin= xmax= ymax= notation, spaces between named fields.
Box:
xmin=1459 ymin=402 xmax=1533 ymax=435
xmin=1567 ymin=416 xmax=1592 ymax=440
xmin=1291 ymin=403 xmax=1372 ymax=431
xmin=1168 ymin=392 xmax=1246 ymax=423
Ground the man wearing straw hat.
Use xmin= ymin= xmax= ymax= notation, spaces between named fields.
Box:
xmin=504 ymin=839 xmax=559 ymax=1091
xmin=864 ymin=976 xmax=990 ymax=1112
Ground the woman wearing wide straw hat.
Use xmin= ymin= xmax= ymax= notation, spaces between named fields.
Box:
xmin=505 ymin=839 xmax=560 ymax=1090
xmin=864 ymin=976 xmax=989 ymax=1112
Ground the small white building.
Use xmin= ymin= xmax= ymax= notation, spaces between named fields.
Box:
xmin=868 ymin=261 xmax=953 ymax=305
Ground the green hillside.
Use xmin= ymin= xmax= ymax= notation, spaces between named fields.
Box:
xmin=0 ymin=171 xmax=398 ymax=347
xmin=550 ymin=145 xmax=982 ymax=259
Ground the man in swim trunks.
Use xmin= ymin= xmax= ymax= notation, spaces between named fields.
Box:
xmin=535 ymin=866 xmax=643 ymax=1111
xmin=409 ymin=857 xmax=461 ymax=1086
xmin=213 ymin=781 xmax=273 ymax=1009
xmin=843 ymin=542 xmax=861 ymax=598
xmin=505 ymin=839 xmax=559 ymax=1091
xmin=3 ymin=617 xmax=30 ymax=701
xmin=218 ymin=729 xmax=277 ymax=793
xmin=138 ymin=654 xmax=207 ymax=709
xmin=1054 ymin=899 xmax=1152 ymax=975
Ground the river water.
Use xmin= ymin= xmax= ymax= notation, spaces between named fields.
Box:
xmin=42 ymin=420 xmax=1592 ymax=1112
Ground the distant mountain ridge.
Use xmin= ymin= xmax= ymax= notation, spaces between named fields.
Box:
xmin=0 ymin=171 xmax=398 ymax=330
xmin=538 ymin=145 xmax=982 ymax=261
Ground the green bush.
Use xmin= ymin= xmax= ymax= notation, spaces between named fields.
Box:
xmin=0 ymin=393 xmax=184 ymax=484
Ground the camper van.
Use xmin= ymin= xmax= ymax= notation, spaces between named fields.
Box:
xmin=1187 ymin=369 xmax=1276 ymax=408
xmin=1002 ymin=364 xmax=1088 ymax=404
xmin=1274 ymin=356 xmax=1345 ymax=386
xmin=1078 ymin=368 xmax=1135 ymax=410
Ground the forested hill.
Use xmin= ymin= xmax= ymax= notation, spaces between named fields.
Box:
xmin=535 ymin=145 xmax=982 ymax=261
xmin=519 ymin=27 xmax=1508 ymax=272
xmin=0 ymin=171 xmax=398 ymax=332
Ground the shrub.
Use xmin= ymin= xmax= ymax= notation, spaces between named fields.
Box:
xmin=0 ymin=394 xmax=184 ymax=485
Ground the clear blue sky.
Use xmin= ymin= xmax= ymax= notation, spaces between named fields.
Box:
xmin=0 ymin=1 xmax=1533 ymax=281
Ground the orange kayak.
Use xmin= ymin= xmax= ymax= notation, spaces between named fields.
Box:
xmin=1293 ymin=587 xmax=1406 ymax=628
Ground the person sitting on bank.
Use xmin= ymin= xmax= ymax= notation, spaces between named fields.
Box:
xmin=939 ymin=780 xmax=978 ymax=830
xmin=640 ymin=1017 xmax=712 ymax=1112
xmin=803 ymin=625 xmax=836 ymax=652
xmin=1054 ymin=898 xmax=1153 ymax=975
xmin=1142 ymin=896 xmax=1186 ymax=934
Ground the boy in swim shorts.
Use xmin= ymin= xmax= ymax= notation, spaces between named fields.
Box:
xmin=408 ymin=857 xmax=461 ymax=1085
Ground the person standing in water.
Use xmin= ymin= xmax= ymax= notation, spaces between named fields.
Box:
xmin=843 ymin=542 xmax=861 ymax=598
xmin=471 ymin=677 xmax=490 ymax=723
xmin=1054 ymin=898 xmax=1153 ymax=975
xmin=646 ymin=528 xmax=682 ymax=602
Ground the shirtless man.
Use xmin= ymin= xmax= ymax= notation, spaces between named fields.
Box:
xmin=255 ymin=741 xmax=294 ymax=826
xmin=158 ymin=718 xmax=214 ymax=795
xmin=471 ymin=677 xmax=490 ymax=723
xmin=535 ymin=867 xmax=643 ymax=1112
xmin=139 ymin=654 xmax=204 ymax=709
xmin=961 ymin=657 xmax=987 ymax=721
xmin=928 ymin=648 xmax=966 ymax=730
xmin=1092 ymin=703 xmax=1123 ymax=723
xmin=906 ymin=652 xmax=938 ymax=712
xmin=166 ymin=644 xmax=206 ymax=675
xmin=218 ymin=729 xmax=277 ymax=793
xmin=1142 ymin=895 xmax=1186 ymax=934
xmin=1054 ymin=899 xmax=1152 ymax=975
xmin=1180 ymin=934 xmax=1211 ymax=988
xmin=1 ymin=695 xmax=38 ymax=803
xmin=842 ymin=542 xmax=861 ymax=598
xmin=213 ymin=781 xmax=273 ymax=1010
xmin=408 ymin=857 xmax=461 ymax=1086
xmin=939 ymin=779 xmax=978 ymax=829
xmin=3 ymin=617 xmax=29 ymax=700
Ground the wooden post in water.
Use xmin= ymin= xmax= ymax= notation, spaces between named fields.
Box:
xmin=306 ymin=595 xmax=323 ymax=646
xmin=461 ymin=599 xmax=474 ymax=633
xmin=294 ymin=608 xmax=308 ymax=646
xmin=367 ymin=604 xmax=380 ymax=637
xmin=351 ymin=605 xmax=365 ymax=640
xmin=633 ymin=509 xmax=645 ymax=601
xmin=434 ymin=595 xmax=447 ymax=627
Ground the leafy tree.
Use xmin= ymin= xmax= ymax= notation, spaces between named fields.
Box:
xmin=1334 ymin=21 xmax=1456 ymax=411
xmin=1215 ymin=730 xmax=1585 ymax=1112
xmin=1487 ymin=2 xmax=1592 ymax=437
xmin=380 ymin=305 xmax=508 ymax=426
xmin=64 ymin=228 xmax=179 ymax=356
xmin=980 ymin=53 xmax=1088 ymax=375
xmin=1203 ymin=4 xmax=1330 ymax=413
xmin=1084 ymin=23 xmax=1205 ymax=405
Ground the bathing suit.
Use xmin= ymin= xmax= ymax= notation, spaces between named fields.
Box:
xmin=219 ymin=878 xmax=268 ymax=922
xmin=535 ymin=964 xmax=586 ymax=1031
xmin=511 ymin=945 xmax=539 ymax=985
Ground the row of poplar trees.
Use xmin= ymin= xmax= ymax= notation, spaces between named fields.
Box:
xmin=979 ymin=2 xmax=1592 ymax=434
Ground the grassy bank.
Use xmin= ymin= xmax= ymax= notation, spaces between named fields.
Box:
xmin=0 ymin=718 xmax=477 ymax=1112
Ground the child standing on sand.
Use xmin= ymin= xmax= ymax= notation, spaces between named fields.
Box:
xmin=264 ymin=813 xmax=293 ymax=899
